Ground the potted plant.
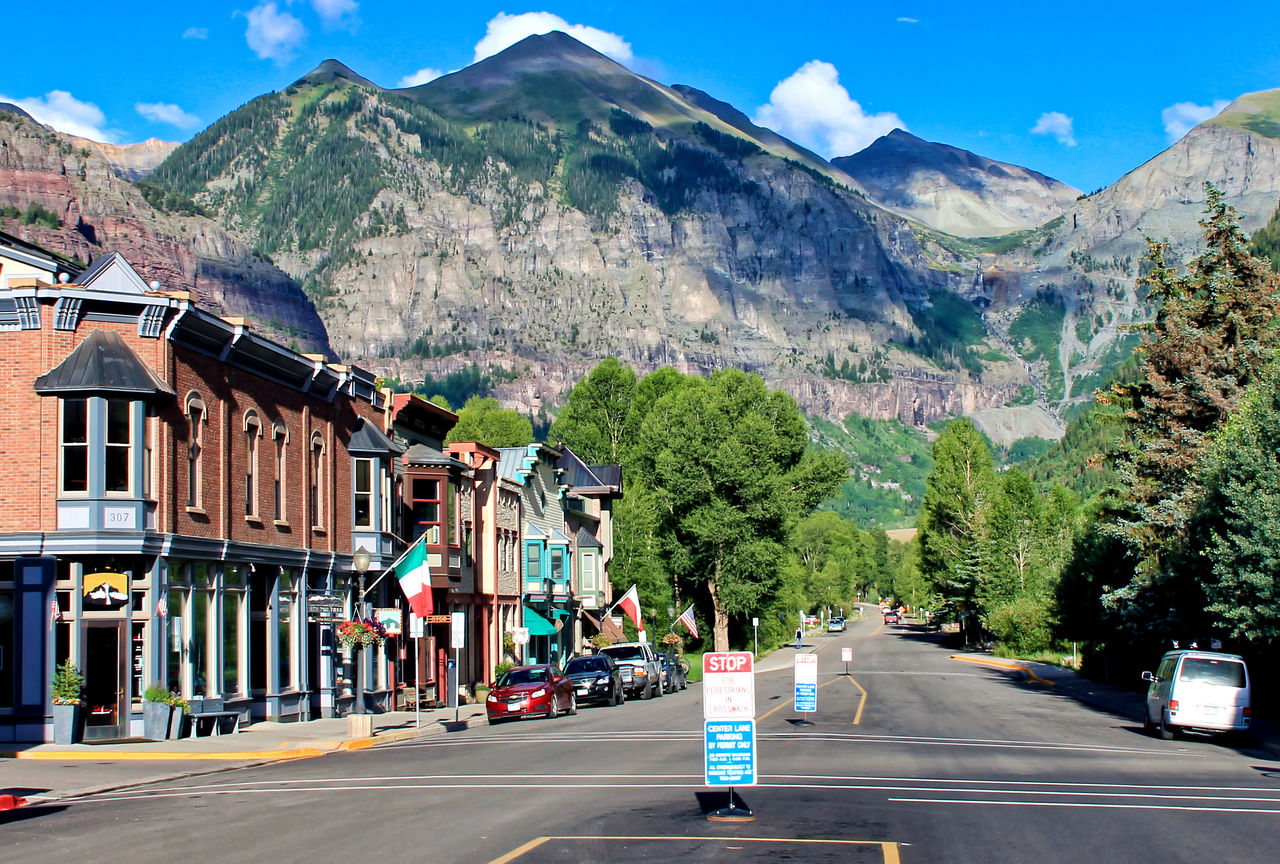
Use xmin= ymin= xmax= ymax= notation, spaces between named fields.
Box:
xmin=143 ymin=684 xmax=173 ymax=741
xmin=51 ymin=658 xmax=85 ymax=745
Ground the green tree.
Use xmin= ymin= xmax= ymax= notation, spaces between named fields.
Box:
xmin=1101 ymin=184 xmax=1280 ymax=628
xmin=444 ymin=396 xmax=533 ymax=448
xmin=1190 ymin=363 xmax=1280 ymax=643
xmin=636 ymin=369 xmax=847 ymax=650
xmin=917 ymin=419 xmax=1001 ymax=618
xmin=548 ymin=357 xmax=637 ymax=465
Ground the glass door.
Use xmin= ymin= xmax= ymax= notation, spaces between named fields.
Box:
xmin=84 ymin=622 xmax=127 ymax=740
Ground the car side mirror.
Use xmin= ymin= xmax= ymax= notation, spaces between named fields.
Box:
xmin=554 ymin=676 xmax=565 ymax=684
xmin=1140 ymin=671 xmax=1155 ymax=682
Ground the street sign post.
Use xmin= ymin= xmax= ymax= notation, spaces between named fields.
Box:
xmin=450 ymin=611 xmax=465 ymax=721
xmin=794 ymin=652 xmax=817 ymax=722
xmin=702 ymin=651 xmax=756 ymax=820
xmin=841 ymin=645 xmax=853 ymax=676
xmin=409 ymin=613 xmax=424 ymax=728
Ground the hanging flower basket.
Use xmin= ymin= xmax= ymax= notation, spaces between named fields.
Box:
xmin=337 ymin=618 xmax=387 ymax=650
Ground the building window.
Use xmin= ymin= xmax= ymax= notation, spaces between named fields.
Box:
xmin=273 ymin=424 xmax=287 ymax=522
xmin=526 ymin=543 xmax=543 ymax=588
xmin=550 ymin=546 xmax=565 ymax=582
xmin=310 ymin=435 xmax=325 ymax=528
xmin=447 ymin=481 xmax=458 ymax=545
xmin=186 ymin=399 xmax=204 ymax=508
xmin=277 ymin=570 xmax=295 ymax=691
xmin=104 ymin=399 xmax=133 ymax=494
xmin=244 ymin=414 xmax=261 ymax=517
xmin=60 ymin=398 xmax=89 ymax=493
xmin=353 ymin=458 xmax=374 ymax=529
xmin=411 ymin=478 xmax=441 ymax=544
xmin=580 ymin=550 xmax=598 ymax=593
xmin=223 ymin=565 xmax=244 ymax=697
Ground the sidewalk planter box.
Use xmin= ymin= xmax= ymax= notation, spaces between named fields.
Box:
xmin=167 ymin=706 xmax=187 ymax=740
xmin=143 ymin=702 xmax=170 ymax=741
xmin=347 ymin=714 xmax=374 ymax=739
xmin=52 ymin=704 xmax=83 ymax=745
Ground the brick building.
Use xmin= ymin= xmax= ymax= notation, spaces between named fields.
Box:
xmin=0 ymin=235 xmax=398 ymax=741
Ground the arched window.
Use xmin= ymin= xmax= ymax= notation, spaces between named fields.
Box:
xmin=244 ymin=411 xmax=262 ymax=518
xmin=310 ymin=433 xmax=325 ymax=528
xmin=272 ymin=423 xmax=288 ymax=522
xmin=185 ymin=394 xmax=206 ymax=509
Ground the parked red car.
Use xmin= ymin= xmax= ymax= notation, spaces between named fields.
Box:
xmin=486 ymin=664 xmax=577 ymax=723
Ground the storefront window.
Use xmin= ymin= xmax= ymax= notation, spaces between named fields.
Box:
xmin=0 ymin=587 xmax=13 ymax=709
xmin=278 ymin=570 xmax=294 ymax=691
xmin=224 ymin=565 xmax=243 ymax=697
xmin=167 ymin=584 xmax=184 ymax=688
xmin=192 ymin=564 xmax=211 ymax=697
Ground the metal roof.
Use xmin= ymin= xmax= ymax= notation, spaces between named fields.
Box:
xmin=33 ymin=329 xmax=174 ymax=397
xmin=348 ymin=417 xmax=402 ymax=455
xmin=576 ymin=526 xmax=602 ymax=548
xmin=403 ymin=442 xmax=454 ymax=466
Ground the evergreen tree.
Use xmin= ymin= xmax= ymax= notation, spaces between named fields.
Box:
xmin=1101 ymin=184 xmax=1280 ymax=627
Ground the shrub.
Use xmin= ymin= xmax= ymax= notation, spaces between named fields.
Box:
xmin=52 ymin=658 xmax=85 ymax=705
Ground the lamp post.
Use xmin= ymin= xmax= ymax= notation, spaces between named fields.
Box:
xmin=351 ymin=547 xmax=371 ymax=716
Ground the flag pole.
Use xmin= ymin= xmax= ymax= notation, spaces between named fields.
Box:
xmin=359 ymin=532 xmax=426 ymax=598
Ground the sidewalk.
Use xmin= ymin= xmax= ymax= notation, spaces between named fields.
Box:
xmin=0 ymin=704 xmax=489 ymax=809
xmin=950 ymin=651 xmax=1280 ymax=759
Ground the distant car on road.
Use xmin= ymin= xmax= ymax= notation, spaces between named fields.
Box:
xmin=883 ymin=610 xmax=900 ymax=625
xmin=659 ymin=651 xmax=688 ymax=693
xmin=827 ymin=616 xmax=846 ymax=632
xmin=600 ymin=642 xmax=663 ymax=700
xmin=486 ymin=664 xmax=576 ymax=723
xmin=563 ymin=654 xmax=625 ymax=707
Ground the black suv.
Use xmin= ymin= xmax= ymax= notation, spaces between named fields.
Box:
xmin=562 ymin=654 xmax=625 ymax=707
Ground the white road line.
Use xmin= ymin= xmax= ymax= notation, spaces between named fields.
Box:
xmin=889 ymin=797 xmax=1280 ymax=814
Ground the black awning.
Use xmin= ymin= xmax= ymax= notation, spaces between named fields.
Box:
xmin=34 ymin=329 xmax=174 ymax=398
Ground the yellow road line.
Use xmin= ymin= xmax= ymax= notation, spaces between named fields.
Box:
xmin=758 ymin=673 xmax=860 ymax=723
xmin=846 ymin=675 xmax=868 ymax=725
xmin=489 ymin=836 xmax=900 ymax=863
xmin=950 ymin=654 xmax=1055 ymax=686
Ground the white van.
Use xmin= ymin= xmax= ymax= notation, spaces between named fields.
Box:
xmin=1141 ymin=649 xmax=1251 ymax=739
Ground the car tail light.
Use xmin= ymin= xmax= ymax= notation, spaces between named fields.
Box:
xmin=1169 ymin=700 xmax=1179 ymax=712
xmin=1243 ymin=707 xmax=1252 ymax=719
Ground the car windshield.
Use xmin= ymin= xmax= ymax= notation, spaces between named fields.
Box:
xmin=498 ymin=667 xmax=549 ymax=687
xmin=1181 ymin=658 xmax=1246 ymax=687
xmin=565 ymin=657 xmax=608 ymax=674
xmin=602 ymin=645 xmax=643 ymax=661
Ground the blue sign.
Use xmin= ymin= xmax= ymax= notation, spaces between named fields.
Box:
xmin=794 ymin=682 xmax=817 ymax=712
xmin=704 ymin=719 xmax=756 ymax=786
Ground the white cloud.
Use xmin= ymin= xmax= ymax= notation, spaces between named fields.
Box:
xmin=1162 ymin=99 xmax=1230 ymax=143
xmin=751 ymin=60 xmax=905 ymax=157
xmin=136 ymin=101 xmax=202 ymax=130
xmin=0 ymin=90 xmax=116 ymax=142
xmin=241 ymin=3 xmax=306 ymax=62
xmin=897 ymin=17 xmax=918 ymax=23
xmin=398 ymin=67 xmax=444 ymax=88
xmin=473 ymin=12 xmax=633 ymax=65
xmin=1031 ymin=111 xmax=1076 ymax=146
xmin=312 ymin=0 xmax=358 ymax=30
xmin=182 ymin=27 xmax=208 ymax=39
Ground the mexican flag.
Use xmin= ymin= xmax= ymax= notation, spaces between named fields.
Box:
xmin=393 ymin=535 xmax=433 ymax=619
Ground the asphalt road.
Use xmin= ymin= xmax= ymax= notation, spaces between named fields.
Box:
xmin=4 ymin=611 xmax=1279 ymax=863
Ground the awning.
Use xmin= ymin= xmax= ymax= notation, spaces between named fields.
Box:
xmin=522 ymin=606 xmax=559 ymax=636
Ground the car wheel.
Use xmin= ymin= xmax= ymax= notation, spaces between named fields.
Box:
xmin=616 ymin=685 xmax=625 ymax=706
xmin=638 ymin=681 xmax=649 ymax=700
xmin=568 ymin=693 xmax=578 ymax=716
xmin=1142 ymin=708 xmax=1156 ymax=736
xmin=549 ymin=695 xmax=559 ymax=719
xmin=1157 ymin=710 xmax=1175 ymax=740
xmin=656 ymin=678 xmax=665 ymax=698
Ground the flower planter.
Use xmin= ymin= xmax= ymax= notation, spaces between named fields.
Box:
xmin=52 ymin=703 xmax=82 ymax=745
xmin=168 ymin=706 xmax=187 ymax=739
xmin=143 ymin=701 xmax=171 ymax=741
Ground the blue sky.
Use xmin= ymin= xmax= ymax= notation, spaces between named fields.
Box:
xmin=3 ymin=2 xmax=1278 ymax=193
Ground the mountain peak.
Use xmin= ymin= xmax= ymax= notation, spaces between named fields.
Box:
xmin=295 ymin=59 xmax=381 ymax=91
xmin=1206 ymin=87 xmax=1280 ymax=139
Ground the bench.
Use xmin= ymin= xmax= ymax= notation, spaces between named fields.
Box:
xmin=186 ymin=699 xmax=242 ymax=736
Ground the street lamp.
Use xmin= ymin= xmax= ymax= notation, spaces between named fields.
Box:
xmin=351 ymin=547 xmax=371 ymax=715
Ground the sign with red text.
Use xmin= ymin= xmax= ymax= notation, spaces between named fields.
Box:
xmin=702 ymin=651 xmax=755 ymax=720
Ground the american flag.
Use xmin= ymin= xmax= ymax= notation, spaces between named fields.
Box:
xmin=676 ymin=604 xmax=698 ymax=640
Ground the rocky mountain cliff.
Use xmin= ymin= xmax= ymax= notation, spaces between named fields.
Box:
xmin=0 ymin=109 xmax=332 ymax=354
xmin=992 ymin=88 xmax=1280 ymax=412
xmin=137 ymin=33 xmax=1024 ymax=424
xmin=834 ymin=129 xmax=1080 ymax=238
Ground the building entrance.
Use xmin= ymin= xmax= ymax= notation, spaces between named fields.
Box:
xmin=84 ymin=622 xmax=127 ymax=740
